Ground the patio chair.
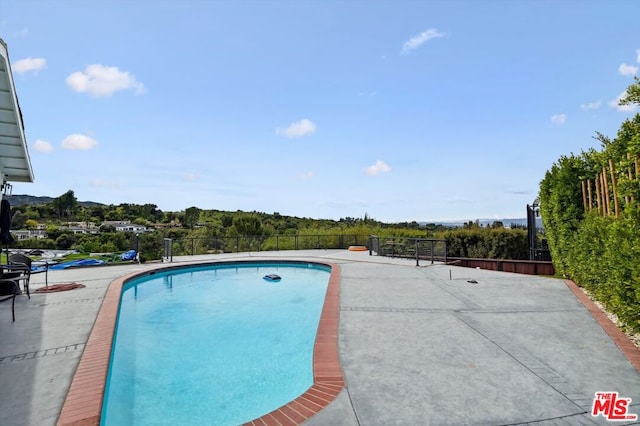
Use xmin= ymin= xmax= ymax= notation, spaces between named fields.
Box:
xmin=8 ymin=253 xmax=32 ymax=299
xmin=0 ymin=279 xmax=19 ymax=322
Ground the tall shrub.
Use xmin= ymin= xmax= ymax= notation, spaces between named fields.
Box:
xmin=538 ymin=78 xmax=640 ymax=333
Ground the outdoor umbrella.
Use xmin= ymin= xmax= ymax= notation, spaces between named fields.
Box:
xmin=0 ymin=199 xmax=14 ymax=245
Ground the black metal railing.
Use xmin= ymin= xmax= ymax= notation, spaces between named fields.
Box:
xmin=368 ymin=235 xmax=447 ymax=266
xmin=162 ymin=234 xmax=448 ymax=266
xmin=163 ymin=234 xmax=368 ymax=260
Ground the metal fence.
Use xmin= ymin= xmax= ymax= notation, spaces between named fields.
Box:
xmin=162 ymin=234 xmax=448 ymax=266
xmin=162 ymin=234 xmax=369 ymax=260
xmin=368 ymin=235 xmax=448 ymax=266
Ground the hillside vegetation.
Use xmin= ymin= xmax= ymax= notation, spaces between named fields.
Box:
xmin=539 ymin=77 xmax=640 ymax=334
xmin=7 ymin=194 xmax=529 ymax=262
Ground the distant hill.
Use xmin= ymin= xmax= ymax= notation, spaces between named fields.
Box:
xmin=422 ymin=217 xmax=543 ymax=229
xmin=6 ymin=194 xmax=104 ymax=208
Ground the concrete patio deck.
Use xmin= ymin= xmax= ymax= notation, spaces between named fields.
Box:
xmin=0 ymin=250 xmax=638 ymax=425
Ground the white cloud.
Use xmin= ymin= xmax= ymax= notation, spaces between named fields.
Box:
xmin=364 ymin=160 xmax=392 ymax=176
xmin=618 ymin=63 xmax=639 ymax=76
xmin=550 ymin=114 xmax=567 ymax=125
xmin=33 ymin=139 xmax=53 ymax=153
xmin=182 ymin=173 xmax=197 ymax=181
xmin=609 ymin=91 xmax=638 ymax=112
xmin=300 ymin=171 xmax=315 ymax=180
xmin=276 ymin=119 xmax=317 ymax=138
xmin=66 ymin=64 xmax=146 ymax=97
xmin=13 ymin=57 xmax=46 ymax=74
xmin=580 ymin=100 xmax=601 ymax=110
xmin=90 ymin=179 xmax=121 ymax=189
xmin=401 ymin=29 xmax=444 ymax=54
xmin=61 ymin=134 xmax=98 ymax=150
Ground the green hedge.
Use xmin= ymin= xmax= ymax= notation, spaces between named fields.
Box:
xmin=441 ymin=227 xmax=528 ymax=259
xmin=544 ymin=207 xmax=640 ymax=333
xmin=538 ymin=79 xmax=640 ymax=333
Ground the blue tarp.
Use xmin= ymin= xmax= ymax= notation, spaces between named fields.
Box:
xmin=121 ymin=250 xmax=137 ymax=261
xmin=30 ymin=251 xmax=136 ymax=272
xmin=48 ymin=258 xmax=106 ymax=270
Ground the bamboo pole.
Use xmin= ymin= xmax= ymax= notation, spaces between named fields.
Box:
xmin=636 ymin=156 xmax=639 ymax=196
xmin=595 ymin=174 xmax=602 ymax=215
xmin=609 ymin=159 xmax=620 ymax=218
xmin=581 ymin=180 xmax=587 ymax=211
xmin=628 ymin=153 xmax=634 ymax=204
xmin=599 ymin=171 xmax=604 ymax=215
xmin=602 ymin=167 xmax=611 ymax=216
xmin=587 ymin=178 xmax=593 ymax=210
xmin=636 ymin=156 xmax=640 ymax=202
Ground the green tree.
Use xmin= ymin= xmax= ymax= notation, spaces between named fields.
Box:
xmin=25 ymin=219 xmax=39 ymax=230
xmin=184 ymin=207 xmax=201 ymax=229
xmin=52 ymin=190 xmax=79 ymax=218
xmin=10 ymin=210 xmax=26 ymax=229
xmin=55 ymin=233 xmax=76 ymax=249
xmin=133 ymin=217 xmax=149 ymax=226
xmin=26 ymin=209 xmax=40 ymax=220
xmin=619 ymin=76 xmax=640 ymax=107
xmin=89 ymin=205 xmax=105 ymax=221
xmin=100 ymin=224 xmax=116 ymax=233
xmin=232 ymin=214 xmax=264 ymax=236
xmin=105 ymin=206 xmax=126 ymax=221
xmin=221 ymin=214 xmax=233 ymax=228
xmin=45 ymin=225 xmax=64 ymax=241
xmin=34 ymin=204 xmax=55 ymax=219
xmin=138 ymin=232 xmax=162 ymax=261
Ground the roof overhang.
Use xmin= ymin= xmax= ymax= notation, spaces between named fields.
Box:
xmin=0 ymin=38 xmax=34 ymax=184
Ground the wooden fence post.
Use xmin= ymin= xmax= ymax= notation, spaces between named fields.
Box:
xmin=636 ymin=156 xmax=640 ymax=201
xmin=609 ymin=159 xmax=620 ymax=218
xmin=602 ymin=168 xmax=611 ymax=216
xmin=628 ymin=153 xmax=635 ymax=203
xmin=595 ymin=174 xmax=602 ymax=215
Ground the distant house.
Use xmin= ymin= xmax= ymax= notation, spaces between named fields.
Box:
xmin=115 ymin=224 xmax=149 ymax=233
xmin=101 ymin=221 xmax=150 ymax=233
xmin=66 ymin=221 xmax=98 ymax=230
xmin=101 ymin=220 xmax=130 ymax=228
xmin=56 ymin=222 xmax=101 ymax=235
xmin=12 ymin=230 xmax=48 ymax=240
xmin=62 ymin=226 xmax=99 ymax=235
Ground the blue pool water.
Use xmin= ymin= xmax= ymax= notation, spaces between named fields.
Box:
xmin=101 ymin=262 xmax=330 ymax=425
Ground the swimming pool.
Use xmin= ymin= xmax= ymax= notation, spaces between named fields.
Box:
xmin=101 ymin=262 xmax=331 ymax=425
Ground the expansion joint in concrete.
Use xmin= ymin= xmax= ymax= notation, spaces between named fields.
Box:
xmin=454 ymin=312 xmax=592 ymax=413
xmin=0 ymin=343 xmax=86 ymax=364
xmin=37 ymin=297 xmax=104 ymax=307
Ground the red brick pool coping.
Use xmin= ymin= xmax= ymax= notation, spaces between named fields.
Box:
xmin=564 ymin=279 xmax=640 ymax=373
xmin=56 ymin=261 xmax=343 ymax=426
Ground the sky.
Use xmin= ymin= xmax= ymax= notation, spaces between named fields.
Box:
xmin=1 ymin=0 xmax=639 ymax=223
